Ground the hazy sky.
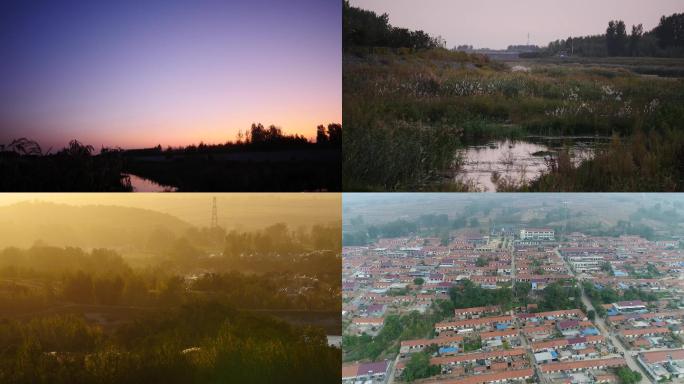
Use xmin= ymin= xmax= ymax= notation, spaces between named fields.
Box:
xmin=0 ymin=0 xmax=341 ymax=149
xmin=350 ymin=0 xmax=683 ymax=49
xmin=0 ymin=193 xmax=341 ymax=230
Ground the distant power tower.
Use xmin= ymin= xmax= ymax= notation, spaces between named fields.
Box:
xmin=562 ymin=201 xmax=569 ymax=238
xmin=211 ymin=197 xmax=218 ymax=228
xmin=527 ymin=33 xmax=530 ymax=46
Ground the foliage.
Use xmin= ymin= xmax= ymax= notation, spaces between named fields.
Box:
xmin=463 ymin=336 xmax=482 ymax=352
xmin=343 ymin=43 xmax=684 ymax=190
xmin=587 ymin=309 xmax=596 ymax=321
xmin=449 ymin=280 xmax=512 ymax=311
xmin=545 ymin=13 xmax=684 ymax=57
xmin=513 ymin=282 xmax=532 ymax=304
xmin=401 ymin=352 xmax=440 ymax=382
xmin=0 ymin=139 xmax=131 ymax=191
xmin=343 ymin=309 xmax=446 ymax=362
xmin=539 ymin=282 xmax=581 ymax=311
xmin=0 ymin=302 xmax=340 ymax=384
xmin=525 ymin=129 xmax=684 ymax=192
xmin=654 ymin=13 xmax=684 ymax=50
xmin=1 ymin=121 xmax=342 ymax=191
xmin=616 ymin=367 xmax=642 ymax=384
xmin=606 ymin=20 xmax=628 ymax=56
xmin=343 ymin=1 xmax=443 ymax=50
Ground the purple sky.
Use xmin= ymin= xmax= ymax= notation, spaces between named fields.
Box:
xmin=350 ymin=0 xmax=683 ymax=49
xmin=0 ymin=0 xmax=341 ymax=150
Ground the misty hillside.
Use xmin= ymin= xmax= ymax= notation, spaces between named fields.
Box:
xmin=0 ymin=202 xmax=192 ymax=249
xmin=343 ymin=194 xmax=684 ymax=240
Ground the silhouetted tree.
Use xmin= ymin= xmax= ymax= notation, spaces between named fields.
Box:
xmin=629 ymin=24 xmax=643 ymax=56
xmin=343 ymin=1 xmax=442 ymax=50
xmin=606 ymin=20 xmax=627 ymax=56
xmin=316 ymin=125 xmax=328 ymax=145
xmin=654 ymin=13 xmax=684 ymax=49
xmin=327 ymin=123 xmax=341 ymax=146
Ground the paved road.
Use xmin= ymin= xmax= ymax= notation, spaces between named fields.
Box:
xmin=517 ymin=318 xmax=551 ymax=384
xmin=510 ymin=238 xmax=552 ymax=383
xmin=386 ymin=353 xmax=400 ymax=384
xmin=557 ymin=249 xmax=652 ymax=384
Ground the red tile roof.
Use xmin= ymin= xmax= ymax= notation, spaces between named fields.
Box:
xmin=435 ymin=368 xmax=534 ymax=384
xmin=400 ymin=335 xmax=463 ymax=348
xmin=436 ymin=315 xmax=514 ymax=330
xmin=431 ymin=348 xmax=526 ymax=365
xmin=621 ymin=327 xmax=670 ymax=337
xmin=539 ymin=358 xmax=626 ymax=373
xmin=639 ymin=349 xmax=684 ymax=364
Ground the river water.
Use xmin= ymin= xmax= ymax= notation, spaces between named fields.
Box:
xmin=455 ymin=136 xmax=607 ymax=191
xmin=123 ymin=173 xmax=178 ymax=192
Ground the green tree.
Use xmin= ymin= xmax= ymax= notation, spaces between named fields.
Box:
xmin=587 ymin=309 xmax=596 ymax=321
xmin=413 ymin=277 xmax=424 ymax=286
xmin=401 ymin=352 xmax=440 ymax=382
xmin=607 ymin=20 xmax=627 ymax=56
xmin=93 ymin=276 xmax=124 ymax=305
xmin=629 ymin=24 xmax=643 ymax=56
xmin=63 ymin=271 xmax=95 ymax=303
xmin=513 ymin=282 xmax=532 ymax=300
xmin=616 ymin=367 xmax=642 ymax=384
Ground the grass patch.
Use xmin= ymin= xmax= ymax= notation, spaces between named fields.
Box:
xmin=344 ymin=49 xmax=684 ymax=190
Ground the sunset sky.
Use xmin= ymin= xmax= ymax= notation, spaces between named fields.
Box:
xmin=0 ymin=0 xmax=341 ymax=150
xmin=350 ymin=0 xmax=683 ymax=49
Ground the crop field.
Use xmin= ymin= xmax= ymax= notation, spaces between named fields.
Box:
xmin=343 ymin=48 xmax=684 ymax=191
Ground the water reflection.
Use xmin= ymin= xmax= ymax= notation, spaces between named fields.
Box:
xmin=123 ymin=173 xmax=178 ymax=192
xmin=455 ymin=137 xmax=606 ymax=191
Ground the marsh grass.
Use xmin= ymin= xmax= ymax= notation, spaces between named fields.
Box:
xmin=344 ymin=48 xmax=684 ymax=190
xmin=522 ymin=129 xmax=684 ymax=191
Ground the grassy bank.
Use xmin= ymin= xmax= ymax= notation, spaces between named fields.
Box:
xmin=517 ymin=129 xmax=684 ymax=191
xmin=343 ymin=48 xmax=684 ymax=191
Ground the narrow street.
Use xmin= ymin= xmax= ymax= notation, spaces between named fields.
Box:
xmin=557 ymin=249 xmax=652 ymax=384
xmin=386 ymin=353 xmax=400 ymax=384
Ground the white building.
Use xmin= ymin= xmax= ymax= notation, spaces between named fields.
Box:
xmin=568 ymin=254 xmax=604 ymax=272
xmin=520 ymin=228 xmax=555 ymax=241
xmin=612 ymin=300 xmax=647 ymax=313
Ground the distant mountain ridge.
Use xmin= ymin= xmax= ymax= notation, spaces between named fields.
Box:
xmin=0 ymin=201 xmax=192 ymax=249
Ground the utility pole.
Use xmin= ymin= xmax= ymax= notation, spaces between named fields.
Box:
xmin=571 ymin=39 xmax=574 ymax=56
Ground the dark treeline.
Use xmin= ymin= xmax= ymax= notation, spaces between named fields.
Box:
xmin=0 ymin=139 xmax=131 ymax=191
xmin=343 ymin=213 xmax=481 ymax=246
xmin=123 ymin=123 xmax=342 ymax=191
xmin=343 ymin=0 xmax=444 ymax=50
xmin=192 ymin=271 xmax=339 ymax=310
xmin=0 ymin=123 xmax=342 ymax=192
xmin=154 ymin=222 xmax=342 ymax=276
xmin=542 ymin=13 xmax=684 ymax=57
xmin=445 ymin=280 xmax=581 ymax=314
xmin=0 ymin=302 xmax=340 ymax=384
xmin=0 ymin=221 xmax=341 ymax=312
xmin=126 ymin=122 xmax=341 ymax=156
